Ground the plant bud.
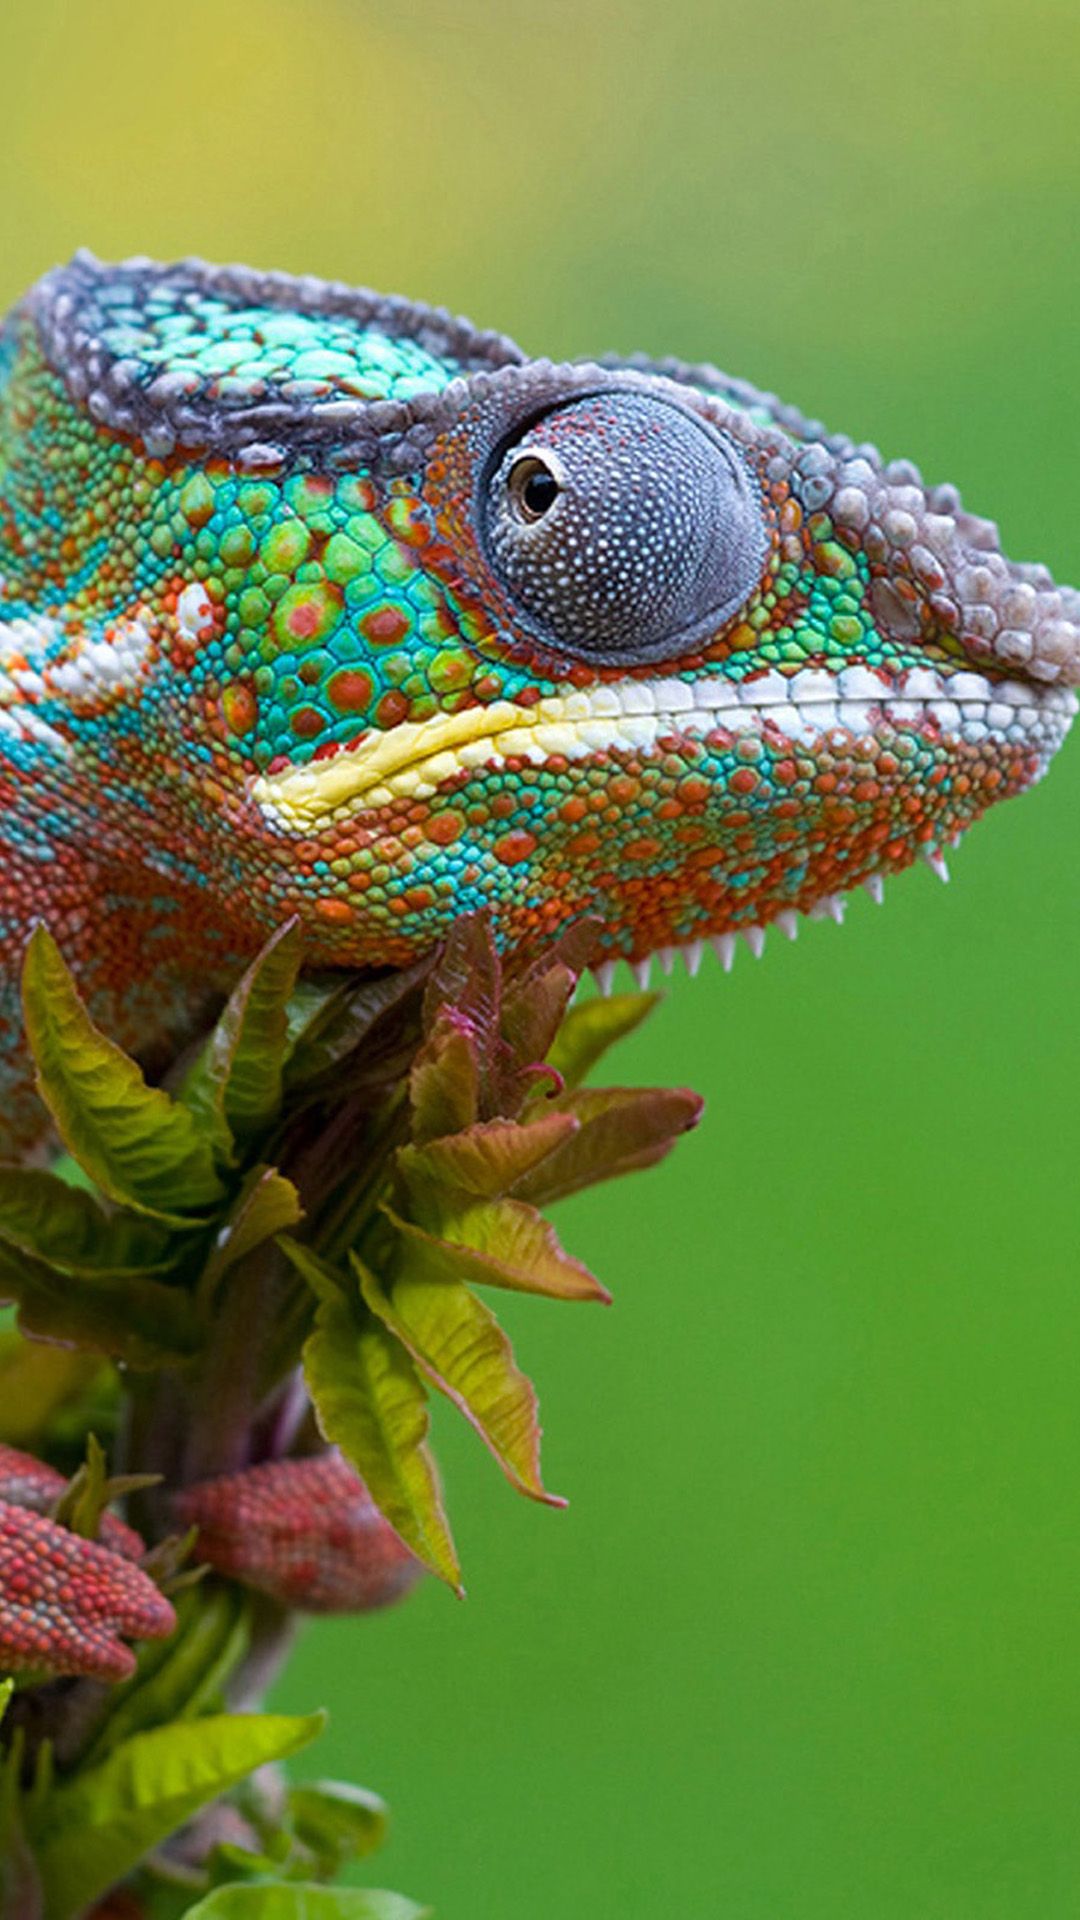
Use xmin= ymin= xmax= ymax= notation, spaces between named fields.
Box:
xmin=0 ymin=1443 xmax=144 ymax=1560
xmin=174 ymin=1451 xmax=423 ymax=1613
xmin=0 ymin=1500 xmax=175 ymax=1681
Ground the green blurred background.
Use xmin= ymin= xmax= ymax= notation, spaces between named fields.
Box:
xmin=3 ymin=1 xmax=1080 ymax=1911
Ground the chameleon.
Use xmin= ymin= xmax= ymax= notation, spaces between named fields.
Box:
xmin=0 ymin=250 xmax=1076 ymax=1156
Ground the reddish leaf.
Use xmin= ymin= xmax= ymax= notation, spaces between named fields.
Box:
xmin=396 ymin=1111 xmax=579 ymax=1205
xmin=421 ymin=914 xmax=500 ymax=1049
xmin=409 ymin=1013 xmax=480 ymax=1145
xmin=513 ymin=1084 xmax=704 ymax=1204
xmin=499 ymin=919 xmax=598 ymax=1074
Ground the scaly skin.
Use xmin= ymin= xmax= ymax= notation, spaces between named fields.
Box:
xmin=1 ymin=252 xmax=1077 ymax=1154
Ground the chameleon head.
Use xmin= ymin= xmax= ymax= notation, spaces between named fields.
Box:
xmin=5 ymin=255 xmax=1079 ymax=984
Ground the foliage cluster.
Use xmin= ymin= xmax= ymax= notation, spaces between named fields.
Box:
xmin=0 ymin=917 xmax=700 ymax=1916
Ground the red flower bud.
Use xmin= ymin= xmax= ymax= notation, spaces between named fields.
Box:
xmin=173 ymin=1451 xmax=422 ymax=1613
xmin=0 ymin=1501 xmax=175 ymax=1681
xmin=0 ymin=1443 xmax=144 ymax=1561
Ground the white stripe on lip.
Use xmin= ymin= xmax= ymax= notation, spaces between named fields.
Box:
xmin=251 ymin=664 xmax=1078 ymax=833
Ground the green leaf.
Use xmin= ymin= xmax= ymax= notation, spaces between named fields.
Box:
xmin=0 ymin=1240 xmax=200 ymax=1369
xmin=51 ymin=1431 xmax=111 ymax=1539
xmin=545 ymin=991 xmax=658 ymax=1091
xmin=183 ymin=1887 xmax=430 ymax=1920
xmin=81 ymin=1582 xmax=252 ymax=1765
xmin=0 ymin=1728 xmax=42 ymax=1920
xmin=198 ymin=1165 xmax=303 ymax=1309
xmin=21 ymin=926 xmax=225 ymax=1220
xmin=512 ymin=1084 xmax=704 ymax=1205
xmin=288 ymin=1779 xmax=389 ymax=1874
xmin=359 ymin=1257 xmax=564 ymax=1508
xmin=0 ymin=1680 xmax=12 ymax=1728
xmin=28 ymin=1709 xmax=324 ymax=1918
xmin=383 ymin=1201 xmax=609 ymax=1304
xmin=181 ymin=920 xmax=303 ymax=1151
xmin=0 ymin=1167 xmax=171 ymax=1275
xmin=0 ymin=1332 xmax=103 ymax=1448
xmin=288 ymin=1241 xmax=461 ymax=1591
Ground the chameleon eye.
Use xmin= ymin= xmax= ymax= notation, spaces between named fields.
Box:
xmin=482 ymin=390 xmax=768 ymax=666
xmin=506 ymin=452 xmax=564 ymax=523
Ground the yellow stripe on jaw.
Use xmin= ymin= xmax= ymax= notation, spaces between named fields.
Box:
xmin=251 ymin=700 xmax=551 ymax=830
xmin=249 ymin=688 xmax=671 ymax=831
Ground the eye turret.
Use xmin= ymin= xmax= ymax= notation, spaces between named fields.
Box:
xmin=482 ymin=390 xmax=767 ymax=666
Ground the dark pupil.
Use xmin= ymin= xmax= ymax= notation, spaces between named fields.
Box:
xmin=520 ymin=467 xmax=560 ymax=518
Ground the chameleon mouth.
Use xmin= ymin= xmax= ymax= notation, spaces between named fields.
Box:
xmin=250 ymin=664 xmax=1077 ymax=832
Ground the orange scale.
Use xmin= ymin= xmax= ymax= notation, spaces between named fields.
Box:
xmin=427 ymin=811 xmax=464 ymax=846
xmin=493 ymin=830 xmax=537 ymax=866
xmin=315 ymin=897 xmax=355 ymax=925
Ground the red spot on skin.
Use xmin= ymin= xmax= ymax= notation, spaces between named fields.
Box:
xmin=327 ymin=669 xmax=374 ymax=714
xmin=494 ymin=830 xmax=538 ymax=865
xmin=678 ymin=777 xmax=710 ymax=807
xmin=288 ymin=601 xmax=323 ymax=640
xmin=361 ymin=606 xmax=410 ymax=647
xmin=291 ymin=707 xmax=325 ymax=739
xmin=315 ymin=897 xmax=355 ymax=923
xmin=624 ymin=837 xmax=663 ymax=861
xmin=427 ymin=810 xmax=464 ymax=846
xmin=376 ymin=690 xmax=410 ymax=728
xmin=221 ymin=681 xmax=258 ymax=736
